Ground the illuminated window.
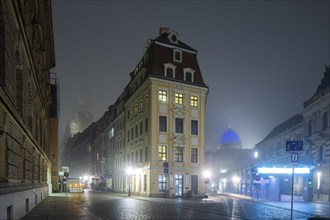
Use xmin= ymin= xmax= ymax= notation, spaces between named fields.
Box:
xmin=174 ymin=147 xmax=183 ymax=162
xmin=175 ymin=93 xmax=183 ymax=104
xmin=159 ymin=90 xmax=167 ymax=102
xmin=191 ymin=148 xmax=198 ymax=163
xmin=159 ymin=116 xmax=167 ymax=132
xmin=158 ymin=145 xmax=167 ymax=161
xmin=175 ymin=118 xmax=183 ymax=133
xmin=191 ymin=120 xmax=198 ymax=135
xmin=191 ymin=96 xmax=198 ymax=107
xmin=158 ymin=174 xmax=167 ymax=192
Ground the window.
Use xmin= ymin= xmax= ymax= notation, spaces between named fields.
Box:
xmin=323 ymin=112 xmax=328 ymax=130
xmin=185 ymin=72 xmax=192 ymax=82
xmin=131 ymin=128 xmax=134 ymax=140
xmin=140 ymin=121 xmax=143 ymax=135
xmin=127 ymin=131 xmax=130 ymax=142
xmin=191 ymin=120 xmax=198 ymax=135
xmin=318 ymin=145 xmax=324 ymax=162
xmin=140 ymin=149 xmax=143 ymax=163
xmin=173 ymin=49 xmax=182 ymax=62
xmin=166 ymin=68 xmax=174 ymax=78
xmin=145 ymin=117 xmax=149 ymax=133
xmin=158 ymin=145 xmax=167 ymax=161
xmin=159 ymin=90 xmax=167 ymax=102
xmin=158 ymin=174 xmax=167 ymax=192
xmin=175 ymin=118 xmax=183 ymax=133
xmin=159 ymin=115 xmax=167 ymax=132
xmin=163 ymin=63 xmax=176 ymax=78
xmin=191 ymin=175 xmax=198 ymax=194
xmin=308 ymin=120 xmax=312 ymax=136
xmin=174 ymin=147 xmax=183 ymax=162
xmin=191 ymin=148 xmax=198 ymax=163
xmin=183 ymin=68 xmax=195 ymax=82
xmin=145 ymin=147 xmax=148 ymax=162
xmin=191 ymin=96 xmax=198 ymax=107
xmin=144 ymin=174 xmax=147 ymax=192
xmin=175 ymin=93 xmax=183 ymax=105
xmin=135 ymin=124 xmax=138 ymax=138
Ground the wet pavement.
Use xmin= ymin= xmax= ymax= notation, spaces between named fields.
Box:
xmin=20 ymin=190 xmax=330 ymax=220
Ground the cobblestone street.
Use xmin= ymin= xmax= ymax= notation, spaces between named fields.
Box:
xmin=21 ymin=190 xmax=330 ymax=220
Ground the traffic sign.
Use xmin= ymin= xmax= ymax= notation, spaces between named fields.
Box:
xmin=164 ymin=168 xmax=169 ymax=174
xmin=291 ymin=153 xmax=298 ymax=162
xmin=163 ymin=162 xmax=169 ymax=168
xmin=286 ymin=141 xmax=303 ymax=151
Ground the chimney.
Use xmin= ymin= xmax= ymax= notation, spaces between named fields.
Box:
xmin=159 ymin=27 xmax=169 ymax=35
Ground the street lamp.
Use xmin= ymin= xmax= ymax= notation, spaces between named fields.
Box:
xmin=126 ymin=167 xmax=133 ymax=196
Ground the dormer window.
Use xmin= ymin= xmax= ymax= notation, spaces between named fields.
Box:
xmin=164 ymin=63 xmax=176 ymax=79
xmin=183 ymin=67 xmax=195 ymax=83
xmin=173 ymin=49 xmax=182 ymax=62
xmin=168 ymin=31 xmax=179 ymax=44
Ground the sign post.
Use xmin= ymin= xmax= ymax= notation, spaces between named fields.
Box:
xmin=286 ymin=141 xmax=303 ymax=220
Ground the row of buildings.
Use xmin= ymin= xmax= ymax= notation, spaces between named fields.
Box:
xmin=209 ymin=66 xmax=330 ymax=202
xmin=62 ymin=28 xmax=209 ymax=198
xmin=0 ymin=0 xmax=59 ymax=220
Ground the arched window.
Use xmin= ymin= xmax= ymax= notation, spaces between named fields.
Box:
xmin=183 ymin=67 xmax=195 ymax=83
xmin=163 ymin=63 xmax=176 ymax=79
xmin=173 ymin=49 xmax=182 ymax=62
xmin=323 ymin=112 xmax=328 ymax=130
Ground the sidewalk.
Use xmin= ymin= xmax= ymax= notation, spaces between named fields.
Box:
xmin=21 ymin=192 xmax=101 ymax=220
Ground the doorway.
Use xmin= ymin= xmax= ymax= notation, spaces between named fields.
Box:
xmin=175 ymin=174 xmax=184 ymax=197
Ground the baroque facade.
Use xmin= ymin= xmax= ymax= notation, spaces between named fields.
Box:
xmin=0 ymin=0 xmax=58 ymax=219
xmin=62 ymin=28 xmax=209 ymax=197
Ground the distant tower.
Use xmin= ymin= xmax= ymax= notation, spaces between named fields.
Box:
xmin=62 ymin=87 xmax=95 ymax=144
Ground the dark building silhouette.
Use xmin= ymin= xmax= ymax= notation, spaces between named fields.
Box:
xmin=0 ymin=1 xmax=58 ymax=219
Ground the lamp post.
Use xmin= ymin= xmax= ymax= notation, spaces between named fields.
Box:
xmin=126 ymin=167 xmax=133 ymax=196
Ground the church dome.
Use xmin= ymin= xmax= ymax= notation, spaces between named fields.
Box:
xmin=220 ymin=128 xmax=242 ymax=148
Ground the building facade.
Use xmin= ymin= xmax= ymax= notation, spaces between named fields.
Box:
xmin=62 ymin=28 xmax=209 ymax=197
xmin=254 ymin=66 xmax=329 ymax=202
xmin=0 ymin=0 xmax=58 ymax=219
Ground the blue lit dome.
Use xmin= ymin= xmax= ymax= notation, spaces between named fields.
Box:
xmin=219 ymin=128 xmax=242 ymax=149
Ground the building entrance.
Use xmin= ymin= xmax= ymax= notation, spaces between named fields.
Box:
xmin=175 ymin=174 xmax=183 ymax=197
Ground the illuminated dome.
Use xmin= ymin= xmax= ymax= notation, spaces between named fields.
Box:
xmin=219 ymin=128 xmax=242 ymax=149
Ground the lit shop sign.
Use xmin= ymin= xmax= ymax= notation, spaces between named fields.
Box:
xmin=258 ymin=167 xmax=310 ymax=174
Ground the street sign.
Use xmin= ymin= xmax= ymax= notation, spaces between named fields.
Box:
xmin=164 ymin=168 xmax=169 ymax=174
xmin=291 ymin=153 xmax=298 ymax=162
xmin=286 ymin=141 xmax=303 ymax=151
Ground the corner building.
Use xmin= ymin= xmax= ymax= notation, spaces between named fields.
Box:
xmin=63 ymin=29 xmax=209 ymax=198
xmin=111 ymin=29 xmax=209 ymax=197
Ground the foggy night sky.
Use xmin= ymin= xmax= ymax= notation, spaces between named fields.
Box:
xmin=52 ymin=1 xmax=329 ymax=151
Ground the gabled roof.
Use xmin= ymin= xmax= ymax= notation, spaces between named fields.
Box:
xmin=257 ymin=114 xmax=303 ymax=145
